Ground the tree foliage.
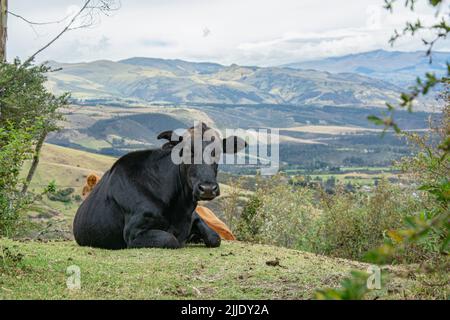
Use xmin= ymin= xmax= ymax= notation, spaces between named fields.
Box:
xmin=0 ymin=61 xmax=68 ymax=235
xmin=0 ymin=122 xmax=38 ymax=234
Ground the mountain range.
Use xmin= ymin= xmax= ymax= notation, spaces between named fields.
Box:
xmin=46 ymin=50 xmax=449 ymax=109
xmin=283 ymin=50 xmax=449 ymax=87
xmin=47 ymin=53 xmax=418 ymax=109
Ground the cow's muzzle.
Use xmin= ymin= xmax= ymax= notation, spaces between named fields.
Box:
xmin=195 ymin=183 xmax=220 ymax=201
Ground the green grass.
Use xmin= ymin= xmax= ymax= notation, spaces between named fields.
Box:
xmin=0 ymin=238 xmax=422 ymax=300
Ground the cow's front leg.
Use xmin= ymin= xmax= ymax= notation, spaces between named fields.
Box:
xmin=124 ymin=213 xmax=181 ymax=249
xmin=127 ymin=229 xmax=181 ymax=249
xmin=190 ymin=211 xmax=221 ymax=248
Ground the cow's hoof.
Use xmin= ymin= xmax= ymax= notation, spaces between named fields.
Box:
xmin=205 ymin=234 xmax=221 ymax=248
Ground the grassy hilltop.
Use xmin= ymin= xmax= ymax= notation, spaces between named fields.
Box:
xmin=0 ymin=238 xmax=423 ymax=300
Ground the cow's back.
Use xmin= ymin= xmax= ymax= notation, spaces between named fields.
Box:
xmin=73 ymin=172 xmax=127 ymax=249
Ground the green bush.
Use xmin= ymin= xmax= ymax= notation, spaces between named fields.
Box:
xmin=315 ymin=180 xmax=430 ymax=262
xmin=235 ymin=175 xmax=319 ymax=250
xmin=235 ymin=195 xmax=263 ymax=241
xmin=0 ymin=124 xmax=37 ymax=235
xmin=47 ymin=188 xmax=75 ymax=203
xmin=0 ymin=60 xmax=68 ymax=236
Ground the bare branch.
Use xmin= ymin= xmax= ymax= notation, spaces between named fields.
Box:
xmin=23 ymin=0 xmax=120 ymax=65
xmin=7 ymin=10 xmax=70 ymax=26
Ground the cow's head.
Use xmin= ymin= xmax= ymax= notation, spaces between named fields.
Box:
xmin=158 ymin=123 xmax=247 ymax=201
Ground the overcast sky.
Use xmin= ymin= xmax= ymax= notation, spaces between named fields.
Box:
xmin=6 ymin=0 xmax=450 ymax=66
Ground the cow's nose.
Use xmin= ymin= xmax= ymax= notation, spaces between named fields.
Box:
xmin=199 ymin=183 xmax=218 ymax=193
xmin=198 ymin=183 xmax=219 ymax=199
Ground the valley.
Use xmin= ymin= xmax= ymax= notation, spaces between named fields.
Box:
xmin=46 ymin=102 xmax=431 ymax=175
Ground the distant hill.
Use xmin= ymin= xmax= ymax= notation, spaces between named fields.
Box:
xmin=119 ymin=57 xmax=223 ymax=75
xmin=283 ymin=50 xmax=449 ymax=86
xmin=46 ymin=57 xmax=403 ymax=108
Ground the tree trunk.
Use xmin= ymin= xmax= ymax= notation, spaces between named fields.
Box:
xmin=0 ymin=0 xmax=7 ymax=62
xmin=22 ymin=131 xmax=47 ymax=195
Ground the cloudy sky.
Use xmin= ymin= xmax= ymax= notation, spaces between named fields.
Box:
xmin=6 ymin=0 xmax=450 ymax=66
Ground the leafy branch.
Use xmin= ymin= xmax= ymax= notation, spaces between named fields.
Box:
xmin=369 ymin=0 xmax=449 ymax=132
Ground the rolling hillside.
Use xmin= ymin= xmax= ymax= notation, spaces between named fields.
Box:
xmin=46 ymin=57 xmax=402 ymax=108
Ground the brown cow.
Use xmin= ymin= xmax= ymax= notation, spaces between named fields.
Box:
xmin=82 ymin=174 xmax=100 ymax=198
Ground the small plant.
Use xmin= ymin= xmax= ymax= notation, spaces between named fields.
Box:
xmin=0 ymin=245 xmax=25 ymax=272
xmin=235 ymin=194 xmax=263 ymax=241
xmin=315 ymin=271 xmax=370 ymax=300
xmin=47 ymin=187 xmax=75 ymax=203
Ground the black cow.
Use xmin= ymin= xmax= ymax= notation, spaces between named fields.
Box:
xmin=73 ymin=123 xmax=246 ymax=250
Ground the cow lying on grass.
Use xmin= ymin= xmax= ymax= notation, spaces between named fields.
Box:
xmin=81 ymin=176 xmax=236 ymax=241
xmin=73 ymin=123 xmax=246 ymax=249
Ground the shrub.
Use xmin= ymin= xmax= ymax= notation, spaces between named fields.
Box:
xmin=0 ymin=124 xmax=37 ymax=236
xmin=0 ymin=61 xmax=68 ymax=236
xmin=47 ymin=188 xmax=75 ymax=203
xmin=229 ymin=174 xmax=431 ymax=262
xmin=315 ymin=180 xmax=428 ymax=262
xmin=235 ymin=174 xmax=320 ymax=250
xmin=366 ymin=99 xmax=449 ymax=267
xmin=0 ymin=246 xmax=25 ymax=273
xmin=235 ymin=195 xmax=263 ymax=241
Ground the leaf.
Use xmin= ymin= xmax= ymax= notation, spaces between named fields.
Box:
xmin=367 ymin=115 xmax=384 ymax=126
xmin=387 ymin=230 xmax=404 ymax=243
xmin=364 ymin=244 xmax=394 ymax=264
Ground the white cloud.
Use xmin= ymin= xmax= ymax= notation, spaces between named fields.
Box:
xmin=6 ymin=0 xmax=450 ymax=65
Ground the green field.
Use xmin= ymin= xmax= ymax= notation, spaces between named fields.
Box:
xmin=283 ymin=162 xmax=402 ymax=186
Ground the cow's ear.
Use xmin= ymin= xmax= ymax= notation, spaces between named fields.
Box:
xmin=157 ymin=130 xmax=174 ymax=141
xmin=158 ymin=130 xmax=183 ymax=149
xmin=222 ymin=136 xmax=248 ymax=154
